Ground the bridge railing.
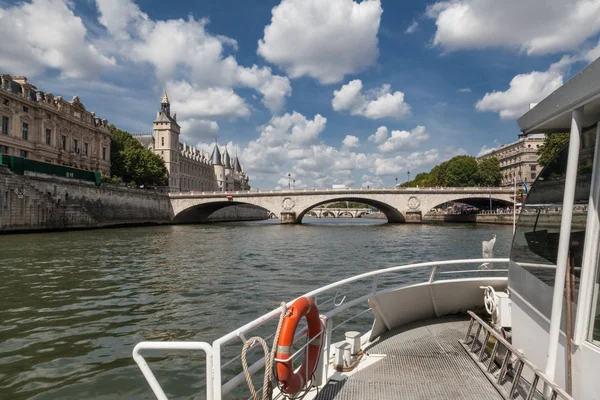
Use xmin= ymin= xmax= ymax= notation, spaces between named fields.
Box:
xmin=168 ymin=186 xmax=514 ymax=196
xmin=133 ymin=258 xmax=509 ymax=400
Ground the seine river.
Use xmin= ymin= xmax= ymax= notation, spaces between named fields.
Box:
xmin=0 ymin=219 xmax=513 ymax=399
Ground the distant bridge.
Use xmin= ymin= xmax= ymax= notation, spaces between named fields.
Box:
xmin=305 ymin=208 xmax=372 ymax=218
xmin=169 ymin=187 xmax=514 ymax=224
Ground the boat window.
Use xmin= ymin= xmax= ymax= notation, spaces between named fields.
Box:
xmin=509 ymin=127 xmax=596 ymax=319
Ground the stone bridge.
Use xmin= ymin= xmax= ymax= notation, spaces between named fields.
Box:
xmin=169 ymin=187 xmax=514 ymax=224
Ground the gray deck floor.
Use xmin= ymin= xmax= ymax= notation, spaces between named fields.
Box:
xmin=315 ymin=315 xmax=503 ymax=400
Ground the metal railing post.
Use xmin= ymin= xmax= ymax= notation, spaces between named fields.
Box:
xmin=314 ymin=315 xmax=332 ymax=387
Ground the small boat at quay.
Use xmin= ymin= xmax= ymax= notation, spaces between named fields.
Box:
xmin=133 ymin=56 xmax=600 ymax=399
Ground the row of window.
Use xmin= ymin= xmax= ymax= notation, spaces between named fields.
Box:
xmin=2 ymin=116 xmax=106 ymax=160
xmin=0 ymin=145 xmax=27 ymax=158
xmin=0 ymin=143 xmax=105 ymax=162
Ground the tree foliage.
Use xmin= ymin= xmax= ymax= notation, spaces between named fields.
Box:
xmin=537 ymin=133 xmax=569 ymax=166
xmin=478 ymin=157 xmax=502 ymax=186
xmin=400 ymin=155 xmax=501 ymax=187
xmin=109 ymin=125 xmax=167 ymax=186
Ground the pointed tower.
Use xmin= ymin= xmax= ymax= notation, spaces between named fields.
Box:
xmin=233 ymin=156 xmax=242 ymax=173
xmin=223 ymin=148 xmax=233 ymax=191
xmin=153 ymin=89 xmax=181 ymax=190
xmin=211 ymin=144 xmax=225 ymax=191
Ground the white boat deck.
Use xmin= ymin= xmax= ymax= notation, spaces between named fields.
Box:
xmin=315 ymin=315 xmax=503 ymax=400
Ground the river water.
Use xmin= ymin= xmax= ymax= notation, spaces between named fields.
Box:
xmin=0 ymin=219 xmax=513 ymax=399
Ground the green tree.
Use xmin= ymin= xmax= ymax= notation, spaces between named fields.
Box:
xmin=477 ymin=157 xmax=501 ymax=186
xmin=538 ymin=133 xmax=569 ymax=166
xmin=442 ymin=155 xmax=480 ymax=186
xmin=109 ymin=125 xmax=167 ymax=186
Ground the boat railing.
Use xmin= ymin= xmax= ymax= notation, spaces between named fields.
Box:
xmin=133 ymin=258 xmax=509 ymax=400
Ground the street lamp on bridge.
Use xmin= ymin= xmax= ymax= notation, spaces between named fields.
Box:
xmin=293 ymin=179 xmax=296 ymax=190
xmin=287 ymin=173 xmax=291 ymax=190
xmin=407 ymin=170 xmax=411 ymax=183
xmin=395 ymin=177 xmax=398 ymax=187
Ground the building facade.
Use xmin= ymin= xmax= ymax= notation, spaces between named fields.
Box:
xmin=477 ymin=133 xmax=546 ymax=187
xmin=0 ymin=75 xmax=111 ymax=173
xmin=134 ymin=92 xmax=250 ymax=192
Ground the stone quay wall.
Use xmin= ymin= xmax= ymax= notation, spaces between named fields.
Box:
xmin=0 ymin=166 xmax=171 ymax=233
xmin=0 ymin=167 xmax=270 ymax=233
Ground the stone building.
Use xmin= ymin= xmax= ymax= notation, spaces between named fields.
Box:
xmin=0 ymin=74 xmax=111 ymax=173
xmin=477 ymin=133 xmax=546 ymax=187
xmin=134 ymin=92 xmax=250 ymax=192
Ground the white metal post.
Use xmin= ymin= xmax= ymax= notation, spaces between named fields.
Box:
xmin=314 ymin=315 xmax=331 ymax=387
xmin=513 ymin=178 xmax=517 ymax=234
xmin=544 ymin=107 xmax=583 ymax=382
xmin=212 ymin=342 xmax=222 ymax=400
xmin=574 ymin=123 xmax=600 ymax=344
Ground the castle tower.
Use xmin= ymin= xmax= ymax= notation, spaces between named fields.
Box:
xmin=223 ymin=148 xmax=233 ymax=191
xmin=211 ymin=144 xmax=225 ymax=191
xmin=153 ymin=90 xmax=181 ymax=190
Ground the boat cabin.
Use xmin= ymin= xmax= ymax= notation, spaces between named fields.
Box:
xmin=511 ymin=56 xmax=600 ymax=398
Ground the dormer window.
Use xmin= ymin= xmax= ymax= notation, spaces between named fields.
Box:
xmin=23 ymin=106 xmax=28 ymax=113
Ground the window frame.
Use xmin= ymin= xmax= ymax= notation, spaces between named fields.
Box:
xmin=45 ymin=128 xmax=51 ymax=145
xmin=22 ymin=122 xmax=28 ymax=140
xmin=1 ymin=115 xmax=8 ymax=135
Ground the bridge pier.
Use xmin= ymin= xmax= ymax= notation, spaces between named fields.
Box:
xmin=404 ymin=211 xmax=422 ymax=223
xmin=280 ymin=211 xmax=298 ymax=224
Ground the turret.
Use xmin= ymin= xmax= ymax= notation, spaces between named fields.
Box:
xmin=233 ymin=156 xmax=242 ymax=173
xmin=161 ymin=90 xmax=170 ymax=117
xmin=153 ymin=89 xmax=180 ymax=190
xmin=211 ymin=145 xmax=225 ymax=191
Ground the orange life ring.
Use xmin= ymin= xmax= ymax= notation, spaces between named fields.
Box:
xmin=275 ymin=297 xmax=322 ymax=395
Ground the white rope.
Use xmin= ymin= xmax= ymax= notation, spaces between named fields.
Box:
xmin=241 ymin=302 xmax=287 ymax=400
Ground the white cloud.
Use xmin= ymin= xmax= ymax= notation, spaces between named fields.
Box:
xmin=369 ymin=125 xmax=429 ymax=152
xmin=342 ymin=135 xmax=360 ymax=148
xmin=405 ymin=21 xmax=419 ymax=34
xmin=458 ymin=88 xmax=472 ymax=93
xmin=332 ymin=80 xmax=411 ymax=119
xmin=0 ymin=0 xmax=115 ymax=78
xmin=167 ymin=81 xmax=250 ymax=120
xmin=179 ymin=119 xmax=219 ymax=143
xmin=257 ymin=0 xmax=382 ymax=84
xmin=582 ymin=39 xmax=600 ymax=62
xmin=236 ymin=65 xmax=292 ymax=112
xmin=95 ymin=0 xmax=291 ymax=114
xmin=477 ymin=145 xmax=497 ymax=158
xmin=426 ymin=0 xmax=600 ymax=55
xmin=368 ymin=126 xmax=389 ymax=145
xmin=475 ymin=57 xmax=571 ymax=119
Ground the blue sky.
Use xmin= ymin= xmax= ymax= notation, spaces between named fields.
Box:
xmin=1 ymin=0 xmax=599 ymax=189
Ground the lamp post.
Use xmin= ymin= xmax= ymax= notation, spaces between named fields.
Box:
xmin=293 ymin=179 xmax=295 ymax=190
xmin=395 ymin=177 xmax=398 ymax=187
xmin=407 ymin=170 xmax=410 ymax=183
xmin=287 ymin=173 xmax=291 ymax=190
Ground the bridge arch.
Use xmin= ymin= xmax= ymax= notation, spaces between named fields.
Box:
xmin=172 ymin=201 xmax=273 ymax=223
xmin=305 ymin=211 xmax=318 ymax=218
xmin=321 ymin=210 xmax=336 ymax=218
xmin=424 ymin=196 xmax=514 ymax=214
xmin=297 ymin=197 xmax=404 ymax=223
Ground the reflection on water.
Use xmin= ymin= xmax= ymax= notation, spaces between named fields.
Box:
xmin=0 ymin=220 xmax=512 ymax=399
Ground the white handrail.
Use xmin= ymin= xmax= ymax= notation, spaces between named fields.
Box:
xmin=132 ymin=258 xmax=509 ymax=400
xmin=212 ymin=258 xmax=509 ymax=398
xmin=133 ymin=341 xmax=213 ymax=400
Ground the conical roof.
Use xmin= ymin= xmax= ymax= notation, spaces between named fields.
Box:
xmin=223 ymin=148 xmax=232 ymax=169
xmin=211 ymin=145 xmax=222 ymax=165
xmin=233 ymin=156 xmax=242 ymax=172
